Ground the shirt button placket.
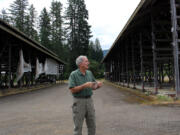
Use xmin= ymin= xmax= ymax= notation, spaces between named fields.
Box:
xmin=84 ymin=74 xmax=87 ymax=96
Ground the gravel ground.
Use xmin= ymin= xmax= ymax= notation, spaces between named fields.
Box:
xmin=0 ymin=83 xmax=180 ymax=135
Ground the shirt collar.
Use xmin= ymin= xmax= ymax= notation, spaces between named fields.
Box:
xmin=77 ymin=68 xmax=87 ymax=76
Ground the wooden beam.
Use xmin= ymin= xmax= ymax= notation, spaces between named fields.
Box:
xmin=170 ymin=0 xmax=180 ymax=97
xmin=8 ymin=43 xmax=11 ymax=89
xmin=151 ymin=12 xmax=158 ymax=94
xmin=140 ymin=33 xmax=145 ymax=92
xmin=131 ymin=37 xmax=136 ymax=89
xmin=125 ymin=42 xmax=129 ymax=88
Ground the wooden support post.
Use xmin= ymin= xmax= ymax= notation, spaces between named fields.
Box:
xmin=170 ymin=0 xmax=180 ymax=97
xmin=111 ymin=61 xmax=114 ymax=82
xmin=105 ymin=63 xmax=107 ymax=80
xmin=121 ymin=45 xmax=125 ymax=86
xmin=119 ymin=49 xmax=122 ymax=83
xmin=161 ymin=64 xmax=164 ymax=83
xmin=140 ymin=33 xmax=145 ymax=92
xmin=119 ymin=58 xmax=121 ymax=83
xmin=159 ymin=65 xmax=162 ymax=89
xmin=112 ymin=60 xmax=114 ymax=82
xmin=111 ymin=60 xmax=113 ymax=82
xmin=151 ymin=13 xmax=158 ymax=94
xmin=8 ymin=44 xmax=11 ymax=89
xmin=117 ymin=59 xmax=119 ymax=82
xmin=110 ymin=60 xmax=112 ymax=82
xmin=168 ymin=63 xmax=172 ymax=83
xmin=114 ymin=60 xmax=117 ymax=82
xmin=126 ymin=43 xmax=129 ymax=88
xmin=131 ymin=37 xmax=136 ymax=89
xmin=0 ymin=72 xmax=1 ymax=88
xmin=117 ymin=60 xmax=119 ymax=83
xmin=108 ymin=61 xmax=111 ymax=81
xmin=115 ymin=60 xmax=117 ymax=82
xmin=107 ymin=63 xmax=109 ymax=80
xmin=114 ymin=60 xmax=115 ymax=82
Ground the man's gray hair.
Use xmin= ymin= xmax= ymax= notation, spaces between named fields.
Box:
xmin=76 ymin=55 xmax=87 ymax=66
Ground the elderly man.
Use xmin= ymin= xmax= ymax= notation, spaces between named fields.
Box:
xmin=68 ymin=55 xmax=102 ymax=135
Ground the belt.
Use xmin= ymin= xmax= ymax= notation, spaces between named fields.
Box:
xmin=74 ymin=95 xmax=91 ymax=99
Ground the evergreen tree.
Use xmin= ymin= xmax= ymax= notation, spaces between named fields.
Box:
xmin=9 ymin=0 xmax=29 ymax=32
xmin=24 ymin=14 xmax=30 ymax=35
xmin=50 ymin=0 xmax=63 ymax=57
xmin=25 ymin=4 xmax=39 ymax=41
xmin=88 ymin=38 xmax=103 ymax=62
xmin=65 ymin=0 xmax=91 ymax=71
xmin=0 ymin=9 xmax=10 ymax=23
xmin=39 ymin=8 xmax=51 ymax=48
xmin=88 ymin=39 xmax=104 ymax=78
xmin=94 ymin=38 xmax=103 ymax=62
xmin=88 ymin=40 xmax=94 ymax=59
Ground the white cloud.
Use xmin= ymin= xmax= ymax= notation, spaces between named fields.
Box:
xmin=86 ymin=0 xmax=140 ymax=50
xmin=0 ymin=0 xmax=140 ymax=50
xmin=0 ymin=0 xmax=13 ymax=10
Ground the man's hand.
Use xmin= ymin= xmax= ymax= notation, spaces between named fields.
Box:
xmin=92 ymin=81 xmax=102 ymax=90
xmin=83 ymin=82 xmax=93 ymax=88
xmin=97 ymin=81 xmax=102 ymax=88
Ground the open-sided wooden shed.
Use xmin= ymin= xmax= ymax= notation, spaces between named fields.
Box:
xmin=102 ymin=0 xmax=180 ymax=97
xmin=0 ymin=19 xmax=65 ymax=89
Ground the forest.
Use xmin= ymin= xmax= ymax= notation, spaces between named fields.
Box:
xmin=0 ymin=0 xmax=104 ymax=79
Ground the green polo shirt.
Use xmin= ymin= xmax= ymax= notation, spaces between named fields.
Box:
xmin=68 ymin=69 xmax=96 ymax=97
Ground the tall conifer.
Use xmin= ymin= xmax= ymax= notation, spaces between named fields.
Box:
xmin=9 ymin=0 xmax=28 ymax=32
xmin=0 ymin=9 xmax=10 ymax=23
xmin=65 ymin=0 xmax=91 ymax=71
xmin=39 ymin=8 xmax=51 ymax=48
xmin=25 ymin=4 xmax=39 ymax=41
xmin=50 ymin=0 xmax=63 ymax=56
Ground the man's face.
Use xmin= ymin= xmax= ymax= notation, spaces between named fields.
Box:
xmin=80 ymin=57 xmax=90 ymax=70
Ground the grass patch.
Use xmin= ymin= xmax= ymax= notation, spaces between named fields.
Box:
xmin=156 ymin=95 xmax=173 ymax=102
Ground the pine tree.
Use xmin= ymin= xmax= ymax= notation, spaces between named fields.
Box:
xmin=50 ymin=0 xmax=63 ymax=57
xmin=88 ymin=38 xmax=103 ymax=62
xmin=94 ymin=38 xmax=103 ymax=62
xmin=39 ymin=8 xmax=51 ymax=49
xmin=65 ymin=0 xmax=91 ymax=71
xmin=88 ymin=39 xmax=104 ymax=78
xmin=24 ymin=14 xmax=30 ymax=35
xmin=0 ymin=9 xmax=10 ymax=23
xmin=88 ymin=40 xmax=94 ymax=59
xmin=9 ymin=0 xmax=29 ymax=33
xmin=77 ymin=0 xmax=91 ymax=54
xmin=24 ymin=4 xmax=39 ymax=41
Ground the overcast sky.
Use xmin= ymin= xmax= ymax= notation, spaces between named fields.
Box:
xmin=0 ymin=0 xmax=140 ymax=50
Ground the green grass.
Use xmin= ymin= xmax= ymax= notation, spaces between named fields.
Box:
xmin=156 ymin=95 xmax=173 ymax=102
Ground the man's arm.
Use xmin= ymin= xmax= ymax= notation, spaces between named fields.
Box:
xmin=70 ymin=82 xmax=93 ymax=93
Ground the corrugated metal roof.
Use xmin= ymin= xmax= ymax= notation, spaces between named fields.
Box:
xmin=0 ymin=18 xmax=66 ymax=65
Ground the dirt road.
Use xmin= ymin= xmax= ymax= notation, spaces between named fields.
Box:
xmin=0 ymin=83 xmax=180 ymax=135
